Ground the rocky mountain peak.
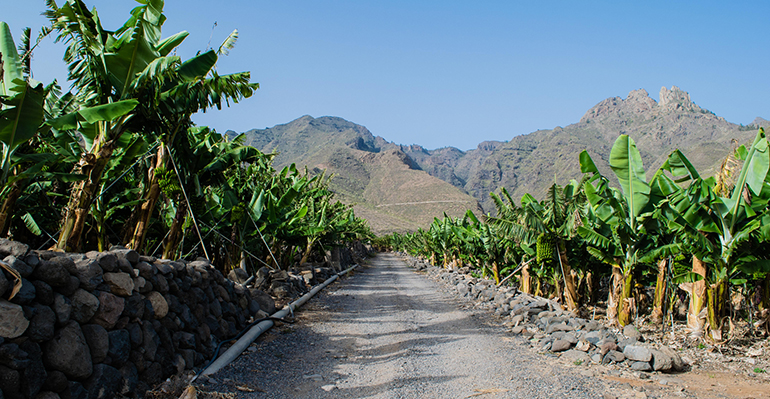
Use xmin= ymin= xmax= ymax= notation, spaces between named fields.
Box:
xmin=476 ymin=141 xmax=504 ymax=152
xmin=659 ymin=85 xmax=703 ymax=113
xmin=580 ymin=89 xmax=656 ymax=123
xmin=399 ymin=144 xmax=429 ymax=155
xmin=580 ymin=86 xmax=708 ymax=124
xmin=751 ymin=117 xmax=770 ymax=128
xmin=291 ymin=114 xmax=315 ymax=127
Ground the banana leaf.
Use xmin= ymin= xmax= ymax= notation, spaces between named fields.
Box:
xmin=609 ymin=134 xmax=651 ymax=219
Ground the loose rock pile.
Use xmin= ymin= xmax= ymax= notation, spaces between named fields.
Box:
xmin=0 ymin=239 xmax=272 ymax=399
xmin=229 ymin=266 xmax=339 ymax=301
xmin=404 ymin=256 xmax=687 ymax=374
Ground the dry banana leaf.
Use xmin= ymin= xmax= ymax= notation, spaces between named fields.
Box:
xmin=178 ymin=386 xmax=196 ymax=399
xmin=0 ymin=260 xmax=22 ymax=300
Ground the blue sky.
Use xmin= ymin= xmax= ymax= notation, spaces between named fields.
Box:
xmin=5 ymin=1 xmax=769 ymax=150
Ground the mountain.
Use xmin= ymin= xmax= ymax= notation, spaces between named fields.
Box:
xmin=233 ymin=86 xmax=765 ymax=232
xmin=234 ymin=116 xmax=482 ymax=235
xmin=397 ymin=86 xmax=762 ymax=211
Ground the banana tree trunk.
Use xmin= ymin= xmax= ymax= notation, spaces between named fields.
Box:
xmin=607 ymin=264 xmax=623 ymax=326
xmin=0 ymin=178 xmax=25 ymax=236
xmin=57 ymin=142 xmax=115 ymax=252
xmin=162 ymin=200 xmax=187 ymax=259
xmin=299 ymin=237 xmax=315 ymax=265
xmin=706 ymin=279 xmax=728 ymax=342
xmin=585 ymin=271 xmax=594 ymax=304
xmin=127 ymin=144 xmax=168 ymax=252
xmin=520 ymin=261 xmax=532 ymax=294
xmin=618 ymin=271 xmax=634 ymax=326
xmin=270 ymin=239 xmax=281 ymax=269
xmin=651 ymin=258 xmax=668 ymax=324
xmin=760 ymin=274 xmax=770 ymax=312
xmin=553 ymin=274 xmax=563 ymax=302
xmin=557 ymin=240 xmax=579 ymax=311
xmin=95 ymin=195 xmax=107 ymax=252
xmin=686 ymin=256 xmax=708 ymax=337
xmin=226 ymin=224 xmax=240 ymax=272
xmin=492 ymin=261 xmax=500 ymax=284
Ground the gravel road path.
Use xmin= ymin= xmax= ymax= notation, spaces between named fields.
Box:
xmin=200 ymin=253 xmax=618 ymax=398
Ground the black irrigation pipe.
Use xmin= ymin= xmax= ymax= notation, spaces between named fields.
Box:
xmin=193 ymin=263 xmax=359 ymax=380
xmin=194 ymin=316 xmax=295 ymax=377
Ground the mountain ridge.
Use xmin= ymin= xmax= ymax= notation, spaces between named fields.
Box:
xmin=233 ymin=116 xmax=482 ymax=235
xmin=232 ymin=85 xmax=765 ymax=231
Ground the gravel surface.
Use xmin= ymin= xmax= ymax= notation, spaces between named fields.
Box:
xmin=199 ymin=254 xmax=641 ymax=398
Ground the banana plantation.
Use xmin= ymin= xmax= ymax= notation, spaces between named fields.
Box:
xmin=0 ymin=0 xmax=371 ymax=274
xmin=384 ymin=131 xmax=770 ymax=343
xmin=4 ymin=0 xmax=769 ymax=345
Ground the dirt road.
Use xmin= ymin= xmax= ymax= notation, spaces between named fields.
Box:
xmin=201 ymin=254 xmax=634 ymax=398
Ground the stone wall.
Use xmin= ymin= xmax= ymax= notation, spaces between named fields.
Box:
xmin=0 ymin=239 xmax=274 ymax=399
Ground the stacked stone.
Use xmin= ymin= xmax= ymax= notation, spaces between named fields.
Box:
xmin=407 ymin=256 xmax=686 ymax=374
xmin=0 ymin=239 xmax=273 ymax=399
xmin=231 ymin=266 xmax=330 ymax=300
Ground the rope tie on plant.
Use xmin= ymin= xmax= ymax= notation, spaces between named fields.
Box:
xmin=169 ymin=152 xmax=209 ymax=261
xmin=248 ymin=211 xmax=279 ymax=270
xmin=197 ymin=220 xmax=274 ymax=270
xmin=180 ymin=211 xmax=230 ymax=259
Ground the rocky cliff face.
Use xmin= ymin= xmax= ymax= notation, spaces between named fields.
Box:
xmin=407 ymin=86 xmax=760 ymax=212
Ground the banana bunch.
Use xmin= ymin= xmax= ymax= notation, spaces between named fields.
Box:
xmin=536 ymin=233 xmax=554 ymax=264
xmin=156 ymin=166 xmax=182 ymax=198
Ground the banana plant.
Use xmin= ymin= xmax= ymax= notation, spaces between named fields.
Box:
xmin=0 ymin=23 xmax=96 ymax=240
xmin=488 ymin=188 xmax=538 ymax=293
xmin=293 ymin=173 xmax=371 ymax=267
xmin=644 ymin=149 xmax=700 ymax=325
xmin=125 ymin=27 xmax=258 ymax=252
xmin=251 ymin=164 xmax=315 ymax=269
xmin=665 ymin=128 xmax=770 ymax=341
xmin=489 ymin=180 xmax=587 ymax=310
xmin=0 ymin=22 xmax=47 ymax=234
xmin=577 ymin=135 xmax=680 ymax=325
xmin=157 ymin=127 xmax=265 ymax=261
xmin=0 ymin=22 xmax=47 ymax=188
xmin=44 ymin=0 xmax=159 ymax=251
xmin=45 ymin=0 xmax=257 ymax=252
